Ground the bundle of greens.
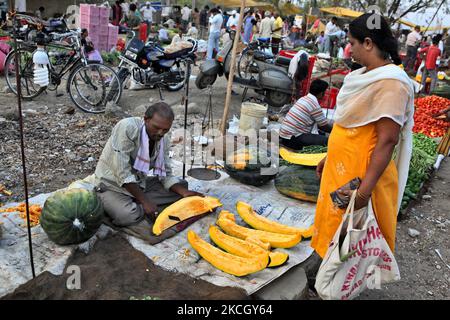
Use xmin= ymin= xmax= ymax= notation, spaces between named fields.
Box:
xmin=401 ymin=133 xmax=438 ymax=210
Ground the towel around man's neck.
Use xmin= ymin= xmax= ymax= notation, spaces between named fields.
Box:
xmin=133 ymin=125 xmax=166 ymax=177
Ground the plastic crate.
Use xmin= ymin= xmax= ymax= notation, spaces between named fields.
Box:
xmin=99 ymin=15 xmax=109 ymax=25
xmin=80 ymin=4 xmax=100 ymax=17
xmin=99 ymin=7 xmax=110 ymax=18
xmin=88 ymin=35 xmax=99 ymax=44
xmin=80 ymin=14 xmax=99 ymax=26
xmin=98 ymin=25 xmax=108 ymax=36
xmin=98 ymin=35 xmax=109 ymax=45
xmin=319 ymin=87 xmax=339 ymax=109
xmin=87 ymin=27 xmax=99 ymax=37
xmin=108 ymin=24 xmax=119 ymax=36
xmin=108 ymin=35 xmax=118 ymax=45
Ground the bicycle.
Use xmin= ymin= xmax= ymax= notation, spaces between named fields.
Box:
xmin=5 ymin=15 xmax=122 ymax=113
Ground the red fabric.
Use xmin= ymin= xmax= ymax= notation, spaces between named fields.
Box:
xmin=343 ymin=43 xmax=352 ymax=59
xmin=313 ymin=19 xmax=320 ymax=28
xmin=421 ymin=45 xmax=441 ymax=70
xmin=139 ymin=23 xmax=147 ymax=42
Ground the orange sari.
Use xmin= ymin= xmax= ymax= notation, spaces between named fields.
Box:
xmin=311 ymin=123 xmax=399 ymax=258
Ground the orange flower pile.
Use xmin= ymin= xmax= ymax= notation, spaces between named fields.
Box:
xmin=0 ymin=203 xmax=42 ymax=227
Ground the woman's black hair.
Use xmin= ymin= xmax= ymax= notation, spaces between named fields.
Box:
xmin=294 ymin=53 xmax=310 ymax=82
xmin=309 ymin=79 xmax=329 ymax=96
xmin=349 ymin=13 xmax=402 ymax=65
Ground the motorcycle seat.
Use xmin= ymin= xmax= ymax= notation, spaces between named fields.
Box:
xmin=275 ymin=56 xmax=291 ymax=66
xmin=258 ymin=37 xmax=270 ymax=43
xmin=163 ymin=47 xmax=191 ymax=60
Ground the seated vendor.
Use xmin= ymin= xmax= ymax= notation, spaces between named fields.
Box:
xmin=158 ymin=24 xmax=171 ymax=44
xmin=94 ymin=102 xmax=202 ymax=227
xmin=279 ymin=79 xmax=333 ymax=150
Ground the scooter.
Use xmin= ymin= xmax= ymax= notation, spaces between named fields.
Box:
xmin=195 ymin=30 xmax=294 ymax=108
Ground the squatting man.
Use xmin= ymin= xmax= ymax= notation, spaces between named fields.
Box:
xmin=93 ymin=102 xmax=203 ymax=228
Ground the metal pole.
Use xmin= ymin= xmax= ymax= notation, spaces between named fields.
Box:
xmin=182 ymin=59 xmax=192 ymax=180
xmin=423 ymin=0 xmax=446 ymax=34
xmin=11 ymin=10 xmax=36 ymax=278
xmin=220 ymin=0 xmax=246 ymax=135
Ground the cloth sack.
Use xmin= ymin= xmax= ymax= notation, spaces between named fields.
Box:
xmin=315 ymin=191 xmax=401 ymax=300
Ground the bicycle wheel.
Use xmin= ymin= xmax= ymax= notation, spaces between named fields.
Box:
xmin=4 ymin=47 xmax=45 ymax=100
xmin=67 ymin=63 xmax=122 ymax=113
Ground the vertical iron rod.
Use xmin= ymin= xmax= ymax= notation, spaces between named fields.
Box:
xmin=12 ymin=12 xmax=36 ymax=278
xmin=182 ymin=60 xmax=191 ymax=180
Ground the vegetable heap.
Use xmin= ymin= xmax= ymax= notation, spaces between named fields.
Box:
xmin=0 ymin=203 xmax=42 ymax=227
xmin=401 ymin=133 xmax=438 ymax=210
xmin=413 ymin=95 xmax=450 ymax=138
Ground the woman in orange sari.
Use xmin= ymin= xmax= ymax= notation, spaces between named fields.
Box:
xmin=311 ymin=14 xmax=416 ymax=264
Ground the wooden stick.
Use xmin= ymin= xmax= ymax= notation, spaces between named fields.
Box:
xmin=220 ymin=0 xmax=246 ymax=135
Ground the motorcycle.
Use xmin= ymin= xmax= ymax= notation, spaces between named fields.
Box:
xmin=114 ymin=32 xmax=198 ymax=99
xmin=195 ymin=30 xmax=297 ymax=108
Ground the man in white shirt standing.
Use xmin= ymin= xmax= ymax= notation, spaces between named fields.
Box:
xmin=121 ymin=0 xmax=130 ymax=17
xmin=207 ymin=8 xmax=223 ymax=60
xmin=323 ymin=17 xmax=344 ymax=56
xmin=140 ymin=2 xmax=156 ymax=36
xmin=325 ymin=17 xmax=339 ymax=35
xmin=226 ymin=10 xmax=240 ymax=30
xmin=140 ymin=2 xmax=155 ymax=25
xmin=259 ymin=11 xmax=272 ymax=38
xmin=403 ymin=25 xmax=422 ymax=72
xmin=181 ymin=4 xmax=191 ymax=32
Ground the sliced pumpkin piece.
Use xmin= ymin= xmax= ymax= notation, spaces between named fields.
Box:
xmin=217 ymin=215 xmax=302 ymax=248
xmin=236 ymin=201 xmax=310 ymax=237
xmin=153 ymin=196 xmax=222 ymax=236
xmin=300 ymin=225 xmax=314 ymax=239
xmin=187 ymin=230 xmax=267 ymax=277
xmin=245 ymin=236 xmax=271 ymax=251
xmin=210 ymin=226 xmax=289 ymax=268
xmin=279 ymin=147 xmax=326 ymax=166
xmin=209 ymin=226 xmax=269 ymax=268
xmin=218 ymin=210 xmax=236 ymax=222
xmin=268 ymin=250 xmax=289 ymax=267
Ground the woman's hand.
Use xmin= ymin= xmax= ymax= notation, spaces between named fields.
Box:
xmin=316 ymin=156 xmax=327 ymax=179
xmin=336 ymin=188 xmax=370 ymax=210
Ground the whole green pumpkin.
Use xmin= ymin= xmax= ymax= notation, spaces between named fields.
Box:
xmin=40 ymin=188 xmax=104 ymax=245
xmin=275 ymin=165 xmax=321 ymax=202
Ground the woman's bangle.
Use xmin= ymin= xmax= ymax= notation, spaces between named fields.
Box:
xmin=357 ymin=189 xmax=371 ymax=202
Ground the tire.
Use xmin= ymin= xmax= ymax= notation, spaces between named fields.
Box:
xmin=4 ymin=48 xmax=45 ymax=100
xmin=265 ymin=90 xmax=291 ymax=108
xmin=195 ymin=71 xmax=217 ymax=89
xmin=105 ymin=67 xmax=129 ymax=103
xmin=166 ymin=63 xmax=187 ymax=92
xmin=67 ymin=63 xmax=123 ymax=113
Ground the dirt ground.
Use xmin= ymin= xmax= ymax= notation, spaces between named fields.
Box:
xmin=2 ymin=234 xmax=249 ymax=300
xmin=0 ymin=67 xmax=449 ymax=300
